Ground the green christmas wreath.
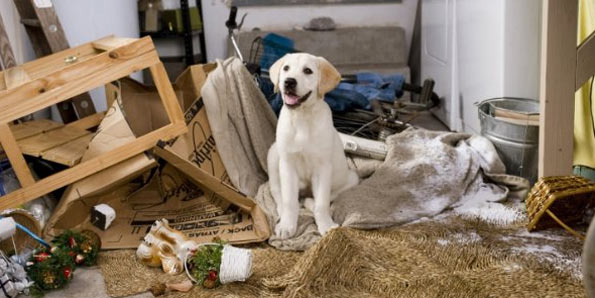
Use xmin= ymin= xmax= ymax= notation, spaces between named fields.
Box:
xmin=25 ymin=230 xmax=101 ymax=296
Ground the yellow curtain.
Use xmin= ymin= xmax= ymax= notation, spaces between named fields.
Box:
xmin=574 ymin=0 xmax=595 ymax=168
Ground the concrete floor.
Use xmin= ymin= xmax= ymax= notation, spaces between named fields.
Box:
xmin=24 ymin=267 xmax=153 ymax=298
xmin=403 ymin=110 xmax=450 ymax=131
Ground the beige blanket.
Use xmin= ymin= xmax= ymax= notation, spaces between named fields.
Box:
xmin=201 ymin=57 xmax=529 ymax=251
xmin=201 ymin=58 xmax=277 ymax=197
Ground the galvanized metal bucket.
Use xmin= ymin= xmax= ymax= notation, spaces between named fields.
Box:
xmin=478 ymin=97 xmax=539 ymax=184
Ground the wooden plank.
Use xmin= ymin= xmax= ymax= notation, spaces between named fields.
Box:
xmin=18 ymin=125 xmax=90 ymax=157
xmin=538 ymin=0 xmax=578 ymax=177
xmin=92 ymin=36 xmax=137 ymax=51
xmin=576 ymin=30 xmax=595 ymax=90
xmin=40 ymin=133 xmax=94 ymax=166
xmin=4 ymin=66 xmax=31 ymax=89
xmin=0 ymin=37 xmax=158 ymax=123
xmin=10 ymin=119 xmax=62 ymax=140
xmin=16 ymin=43 xmax=97 ymax=81
xmin=0 ymin=12 xmax=17 ymax=69
xmin=0 ymin=122 xmax=186 ymax=210
xmin=0 ymin=124 xmax=34 ymax=187
xmin=64 ymin=111 xmax=106 ymax=131
xmin=150 ymin=62 xmax=185 ymax=124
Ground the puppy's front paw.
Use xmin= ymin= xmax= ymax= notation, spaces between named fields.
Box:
xmin=275 ymin=219 xmax=297 ymax=239
xmin=317 ymin=221 xmax=339 ymax=236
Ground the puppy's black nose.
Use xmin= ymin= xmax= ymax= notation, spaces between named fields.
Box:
xmin=284 ymin=78 xmax=297 ymax=89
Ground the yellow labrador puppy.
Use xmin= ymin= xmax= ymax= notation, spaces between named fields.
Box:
xmin=267 ymin=53 xmax=359 ymax=239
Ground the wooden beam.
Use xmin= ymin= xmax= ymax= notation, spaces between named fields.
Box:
xmin=3 ymin=66 xmax=31 ymax=89
xmin=10 ymin=119 xmax=62 ymax=140
xmin=538 ymin=0 xmax=578 ymax=177
xmin=18 ymin=126 xmax=89 ymax=157
xmin=91 ymin=36 xmax=136 ymax=51
xmin=150 ymin=62 xmax=185 ymax=123
xmin=0 ymin=37 xmax=157 ymax=123
xmin=64 ymin=111 xmax=106 ymax=131
xmin=18 ymin=43 xmax=96 ymax=81
xmin=40 ymin=133 xmax=94 ymax=166
xmin=576 ymin=30 xmax=595 ymax=90
xmin=0 ymin=124 xmax=34 ymax=187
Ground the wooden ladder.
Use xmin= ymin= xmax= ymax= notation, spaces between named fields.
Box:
xmin=11 ymin=0 xmax=97 ymax=123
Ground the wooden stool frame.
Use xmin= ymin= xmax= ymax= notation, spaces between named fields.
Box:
xmin=0 ymin=36 xmax=186 ymax=210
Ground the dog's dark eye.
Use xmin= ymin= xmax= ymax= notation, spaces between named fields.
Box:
xmin=283 ymin=65 xmax=289 ymax=71
xmin=303 ymin=67 xmax=313 ymax=75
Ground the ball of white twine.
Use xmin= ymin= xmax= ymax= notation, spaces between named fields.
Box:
xmin=184 ymin=243 xmax=253 ymax=284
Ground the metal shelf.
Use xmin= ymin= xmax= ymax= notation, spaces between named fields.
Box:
xmin=140 ymin=29 xmax=202 ymax=38
xmin=139 ymin=0 xmax=207 ymax=66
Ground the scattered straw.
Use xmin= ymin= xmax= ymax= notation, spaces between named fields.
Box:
xmin=99 ymin=216 xmax=585 ymax=298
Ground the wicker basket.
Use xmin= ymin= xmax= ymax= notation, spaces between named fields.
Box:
xmin=526 ymin=175 xmax=595 ymax=239
xmin=0 ymin=209 xmax=42 ymax=254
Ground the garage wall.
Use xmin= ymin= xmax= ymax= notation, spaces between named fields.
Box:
xmin=201 ymin=0 xmax=419 ymax=61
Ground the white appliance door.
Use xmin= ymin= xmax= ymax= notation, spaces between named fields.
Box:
xmin=421 ymin=0 xmax=460 ymax=131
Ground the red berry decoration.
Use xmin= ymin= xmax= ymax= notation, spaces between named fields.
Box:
xmin=35 ymin=252 xmax=50 ymax=262
xmin=63 ymin=267 xmax=72 ymax=279
xmin=207 ymin=270 xmax=217 ymax=281
xmin=68 ymin=237 xmax=77 ymax=248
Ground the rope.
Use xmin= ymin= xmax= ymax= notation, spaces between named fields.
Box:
xmin=184 ymin=243 xmax=253 ymax=284
xmin=219 ymin=245 xmax=253 ymax=283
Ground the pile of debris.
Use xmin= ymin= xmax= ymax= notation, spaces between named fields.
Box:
xmin=0 ymin=36 xmax=269 ymax=296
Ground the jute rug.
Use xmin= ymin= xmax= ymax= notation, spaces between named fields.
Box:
xmin=98 ymin=215 xmax=586 ymax=298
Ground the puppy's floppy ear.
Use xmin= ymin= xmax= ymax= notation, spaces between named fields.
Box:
xmin=269 ymin=55 xmax=288 ymax=93
xmin=317 ymin=57 xmax=341 ymax=98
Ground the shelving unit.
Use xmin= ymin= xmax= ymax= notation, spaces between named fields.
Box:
xmin=139 ymin=0 xmax=207 ymax=67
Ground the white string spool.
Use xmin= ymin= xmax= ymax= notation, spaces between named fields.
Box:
xmin=184 ymin=243 xmax=253 ymax=284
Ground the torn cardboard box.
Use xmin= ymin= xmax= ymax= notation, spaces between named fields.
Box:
xmin=45 ymin=78 xmax=180 ymax=238
xmin=45 ymin=99 xmax=157 ymax=238
xmin=45 ymin=64 xmax=270 ymax=247
xmin=70 ymin=164 xmax=267 ymax=249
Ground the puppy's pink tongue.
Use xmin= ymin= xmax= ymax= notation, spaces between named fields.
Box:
xmin=284 ymin=94 xmax=300 ymax=105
